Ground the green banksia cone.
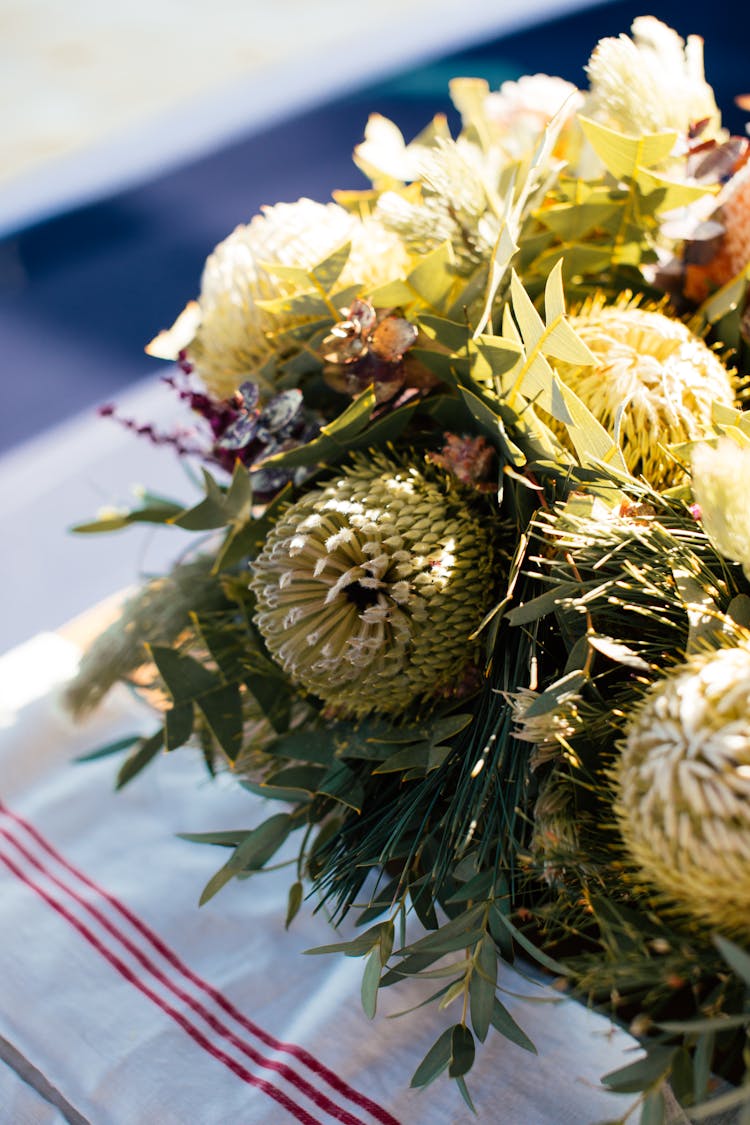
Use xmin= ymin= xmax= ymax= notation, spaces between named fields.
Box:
xmin=249 ymin=453 xmax=495 ymax=717
xmin=554 ymin=297 xmax=736 ymax=490
xmin=616 ymin=641 xmax=750 ymax=937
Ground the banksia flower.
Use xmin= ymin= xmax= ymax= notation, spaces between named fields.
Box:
xmin=616 ymin=641 xmax=750 ymax=937
xmin=692 ymin=437 xmax=750 ymax=579
xmin=249 ymin=453 xmax=495 ymax=717
xmin=585 ymin=17 xmax=723 ymax=148
xmin=553 ymin=297 xmax=736 ymax=489
xmin=375 ymin=139 xmax=502 ymax=274
xmin=479 ymin=74 xmax=584 ymax=162
xmin=148 ymin=199 xmax=409 ymax=401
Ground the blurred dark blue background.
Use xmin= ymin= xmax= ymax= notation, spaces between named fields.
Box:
xmin=1 ymin=0 xmax=744 ymax=453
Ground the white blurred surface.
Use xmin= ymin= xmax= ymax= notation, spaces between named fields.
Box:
xmin=0 ymin=0 xmax=604 ymax=235
xmin=0 ymin=376 xmax=201 ymax=655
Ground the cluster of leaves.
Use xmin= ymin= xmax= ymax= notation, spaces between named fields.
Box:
xmin=71 ymin=82 xmax=750 ymax=1116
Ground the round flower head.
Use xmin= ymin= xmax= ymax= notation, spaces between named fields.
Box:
xmin=249 ymin=453 xmax=495 ymax=717
xmin=585 ymin=17 xmax=723 ymax=146
xmin=553 ymin=297 xmax=736 ymax=489
xmin=482 ymin=74 xmax=584 ymax=162
xmin=616 ymin=641 xmax=750 ymax=937
xmin=149 ymin=199 xmax=409 ymax=401
xmin=692 ymin=437 xmax=750 ymax=579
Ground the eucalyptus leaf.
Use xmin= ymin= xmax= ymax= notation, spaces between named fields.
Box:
xmin=196 ymin=683 xmax=244 ymax=762
xmin=448 ymin=1024 xmax=475 ymax=1078
xmin=490 ymin=997 xmax=537 ymax=1054
xmin=639 ymin=1087 xmax=666 ymax=1125
xmin=361 ymin=947 xmax=381 ymax=1019
xmin=115 ymin=729 xmax=164 ymax=790
xmin=286 ymin=881 xmax=304 ymax=929
xmin=410 ymin=1027 xmax=454 ymax=1089
xmin=164 ymin=702 xmax=194 ymax=751
xmin=714 ymin=935 xmax=750 ymax=987
xmin=602 ymin=1047 xmax=676 ymax=1094
xmin=470 ymin=935 xmax=497 ymax=1043
xmin=74 ymin=734 xmax=143 ymax=763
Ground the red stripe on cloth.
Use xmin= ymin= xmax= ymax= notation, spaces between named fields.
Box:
xmin=0 ymin=801 xmax=398 ymax=1125
xmin=0 ymin=845 xmax=321 ymax=1125
xmin=0 ymin=824 xmax=365 ymax=1125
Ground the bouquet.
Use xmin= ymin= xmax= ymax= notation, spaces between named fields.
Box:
xmin=66 ymin=16 xmax=750 ymax=1122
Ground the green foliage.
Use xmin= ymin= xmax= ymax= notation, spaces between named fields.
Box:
xmin=70 ymin=53 xmax=750 ymax=1114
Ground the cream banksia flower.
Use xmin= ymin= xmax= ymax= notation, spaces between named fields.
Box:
xmin=249 ymin=453 xmax=495 ymax=717
xmin=615 ymin=641 xmax=750 ymax=937
xmin=482 ymin=74 xmax=584 ymax=161
xmin=148 ymin=199 xmax=409 ymax=401
xmin=692 ymin=437 xmax=750 ymax=580
xmin=553 ymin=297 xmax=736 ymax=489
xmin=585 ymin=17 xmax=723 ymax=146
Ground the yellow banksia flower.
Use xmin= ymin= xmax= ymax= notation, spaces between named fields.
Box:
xmin=149 ymin=199 xmax=409 ymax=401
xmin=692 ymin=437 xmax=750 ymax=579
xmin=553 ymin=296 xmax=737 ymax=489
xmin=616 ymin=641 xmax=750 ymax=937
xmin=585 ymin=16 xmax=723 ymax=146
xmin=249 ymin=453 xmax=495 ymax=717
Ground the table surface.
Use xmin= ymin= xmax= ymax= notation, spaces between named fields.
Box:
xmin=0 ymin=630 xmax=691 ymax=1125
xmin=0 ymin=0 xmax=602 ymax=238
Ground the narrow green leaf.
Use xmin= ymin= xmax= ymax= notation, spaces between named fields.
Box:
xmin=164 ymin=702 xmax=194 ymax=751
xmin=257 ymin=389 xmax=376 ymax=470
xmin=668 ymin=1047 xmax=693 ymax=1108
xmin=714 ymin=935 xmax=750 ymax=987
xmin=198 ymin=862 xmax=236 ymax=906
xmin=490 ymin=911 xmax=567 ymax=974
xmin=403 ymin=905 xmax=485 ymax=953
xmin=312 ymin=241 xmax=352 ymax=290
xmin=149 ymin=646 xmax=219 ymax=704
xmin=693 ymin=1032 xmax=714 ymax=1104
xmin=178 ymin=830 xmax=252 ymax=847
xmin=223 ymin=461 xmax=253 ymax=523
xmin=264 ymin=728 xmax=337 ymax=766
xmin=411 ymin=1027 xmax=454 ymax=1088
xmin=407 ymin=241 xmax=456 ymax=310
xmin=446 ymin=870 xmax=494 ymax=904
xmin=228 ymin=813 xmax=294 ymax=873
xmin=602 ymin=1047 xmax=676 ymax=1094
xmin=490 ymin=997 xmax=537 ymax=1053
xmin=171 ymin=469 xmax=230 ymax=530
xmin=318 ymin=762 xmax=365 ymax=813
xmin=305 ymin=922 xmax=387 ymax=958
xmin=115 ymin=729 xmax=164 ymax=789
xmin=448 ymin=1024 xmax=475 ymax=1078
xmin=588 ymin=634 xmax=651 ymax=671
xmin=689 ymin=1083 xmax=750 ymax=1120
xmin=379 ymin=920 xmax=395 ymax=967
xmin=196 ymin=683 xmax=244 ymax=762
xmin=72 ymin=500 xmax=184 ymax=534
xmin=286 ymin=881 xmax=304 ymax=929
xmin=658 ymin=1014 xmax=749 ymax=1034
xmin=455 ymin=1075 xmax=477 ymax=1116
xmin=199 ymin=813 xmax=294 ymax=906
xmin=640 ymin=1087 xmax=666 ymax=1125
xmin=505 ymin=582 xmax=579 ymax=626
xmin=74 ymin=734 xmax=142 ymax=763
xmin=578 ymin=117 xmax=677 ymax=179
xmin=361 ymin=947 xmax=381 ymax=1019
xmin=469 ymin=935 xmax=497 ymax=1043
xmin=262 ymin=765 xmax=327 ymax=794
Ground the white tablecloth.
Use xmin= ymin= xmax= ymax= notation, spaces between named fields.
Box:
xmin=0 ymin=633 xmax=647 ymax=1124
